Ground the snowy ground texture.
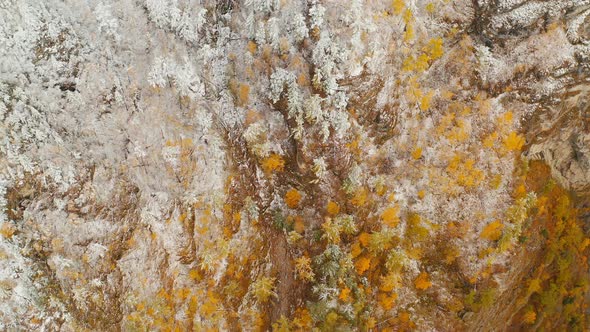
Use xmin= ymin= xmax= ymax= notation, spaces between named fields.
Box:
xmin=1 ymin=0 xmax=589 ymax=331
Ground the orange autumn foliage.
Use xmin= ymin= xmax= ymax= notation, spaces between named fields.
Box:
xmin=262 ymin=153 xmax=285 ymax=173
xmin=522 ymin=310 xmax=536 ymax=324
xmin=293 ymin=216 xmax=305 ymax=233
xmin=0 ymin=222 xmax=16 ymax=239
xmin=358 ymin=232 xmax=371 ymax=247
xmin=480 ymin=220 xmax=504 ymax=241
xmin=247 ymin=40 xmax=257 ymax=54
xmin=285 ymin=188 xmax=302 ymax=209
xmin=238 ymin=84 xmax=250 ymax=107
xmin=326 ymin=201 xmax=340 ymax=215
xmin=350 ymin=188 xmax=368 ymax=207
xmin=411 ymin=147 xmax=423 ymax=160
xmin=355 ymin=256 xmax=371 ymax=275
xmin=339 ymin=287 xmax=351 ymax=302
xmin=350 ymin=242 xmax=362 ymax=258
xmin=381 ymin=206 xmax=400 ymax=228
xmin=414 ymin=272 xmax=432 ymax=290
xmin=378 ymin=292 xmax=398 ymax=310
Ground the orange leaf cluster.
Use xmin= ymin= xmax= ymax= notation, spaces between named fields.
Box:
xmin=522 ymin=310 xmax=536 ymax=324
xmin=262 ymin=153 xmax=285 ymax=173
xmin=378 ymin=292 xmax=398 ymax=310
xmin=480 ymin=220 xmax=504 ymax=241
xmin=285 ymin=189 xmax=302 ymax=209
xmin=326 ymin=201 xmax=340 ymax=215
xmin=381 ymin=206 xmax=400 ymax=228
xmin=355 ymin=256 xmax=371 ymax=275
xmin=414 ymin=272 xmax=432 ymax=290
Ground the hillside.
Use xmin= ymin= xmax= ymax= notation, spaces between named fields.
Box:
xmin=0 ymin=0 xmax=589 ymax=330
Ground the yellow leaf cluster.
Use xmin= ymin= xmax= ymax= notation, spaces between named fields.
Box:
xmin=445 ymin=118 xmax=469 ymax=142
xmin=380 ymin=273 xmax=401 ymax=292
xmin=402 ymin=39 xmax=443 ymax=73
xmin=351 ymin=242 xmax=362 ymax=258
xmin=406 ymin=212 xmax=430 ymax=241
xmin=403 ymin=8 xmax=413 ymax=24
xmin=201 ymin=290 xmax=220 ymax=316
xmin=489 ymin=173 xmax=502 ymax=189
xmin=417 ymin=189 xmax=426 ymax=199
xmin=503 ymin=131 xmax=525 ymax=151
xmin=0 ymin=222 xmax=16 ymax=239
xmin=364 ymin=316 xmax=377 ymax=330
xmin=325 ymin=312 xmax=340 ymax=328
xmin=527 ymin=278 xmax=542 ymax=295
xmin=321 ymin=218 xmax=341 ymax=244
xmin=229 ymin=80 xmax=250 ymax=107
xmin=292 ymin=308 xmax=312 ymax=330
xmin=498 ymin=111 xmax=513 ymax=125
xmin=350 ymin=188 xmax=368 ymax=207
xmin=480 ymin=220 xmax=504 ymax=241
xmin=251 ymin=276 xmax=277 ymax=303
xmin=483 ymin=131 xmax=498 ymax=148
xmin=444 ymin=245 xmax=460 ymax=264
xmin=446 ymin=154 xmax=484 ymax=188
xmin=419 ymin=91 xmax=434 ymax=111
xmin=404 ymin=22 xmax=415 ymax=42
xmin=294 ymin=256 xmax=315 ymax=282
xmin=402 ymin=54 xmax=429 ymax=72
xmin=392 ymin=0 xmax=405 ymax=15
xmin=238 ymin=84 xmax=250 ymax=107
xmin=424 ymin=38 xmax=443 ymax=60
xmin=411 ymin=147 xmax=422 ymax=160
xmin=272 ymin=316 xmax=291 ymax=332
xmin=436 ymin=112 xmax=455 ymax=135
xmin=425 ymin=2 xmax=435 ymax=13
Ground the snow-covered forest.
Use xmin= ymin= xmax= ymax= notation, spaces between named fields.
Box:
xmin=1 ymin=0 xmax=589 ymax=330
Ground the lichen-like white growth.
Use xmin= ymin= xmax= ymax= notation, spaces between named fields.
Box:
xmin=255 ymin=21 xmax=266 ymax=45
xmin=174 ymin=59 xmax=203 ymax=99
xmin=0 ymin=177 xmax=8 ymax=223
xmin=312 ymin=157 xmax=327 ymax=180
xmin=147 ymin=56 xmax=170 ymax=88
xmin=309 ymin=1 xmax=325 ymax=29
xmin=145 ymin=0 xmax=205 ymax=43
xmin=269 ymin=68 xmax=295 ymax=103
xmin=243 ymin=122 xmax=265 ymax=145
xmin=267 ymin=17 xmax=280 ymax=50
xmin=292 ymin=13 xmax=308 ymax=42
xmin=304 ymin=94 xmax=323 ymax=124
xmin=245 ymin=0 xmax=278 ymax=15
xmin=95 ymin=2 xmax=120 ymax=41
